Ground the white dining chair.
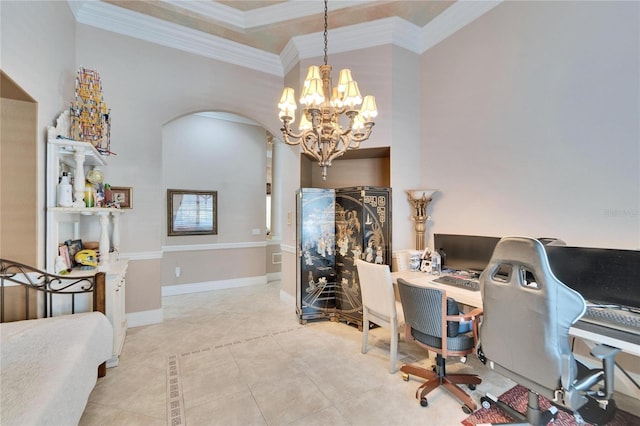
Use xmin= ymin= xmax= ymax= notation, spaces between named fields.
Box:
xmin=355 ymin=259 xmax=405 ymax=373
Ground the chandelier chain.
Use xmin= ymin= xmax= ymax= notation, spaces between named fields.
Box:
xmin=323 ymin=0 xmax=328 ymax=65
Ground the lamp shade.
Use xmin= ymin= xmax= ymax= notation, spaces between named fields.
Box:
xmin=360 ymin=95 xmax=378 ymax=121
xmin=342 ymin=81 xmax=362 ymax=109
xmin=301 ymin=78 xmax=324 ymax=107
xmin=304 ymin=66 xmax=322 ymax=84
xmin=337 ymin=69 xmax=353 ymax=94
xmin=278 ymin=88 xmax=296 ymax=121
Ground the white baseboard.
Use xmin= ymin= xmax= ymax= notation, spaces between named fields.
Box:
xmin=266 ymin=272 xmax=282 ymax=282
xmin=127 ymin=308 xmax=163 ymax=328
xmin=280 ymin=288 xmax=295 ymax=307
xmin=162 ymin=275 xmax=268 ymax=297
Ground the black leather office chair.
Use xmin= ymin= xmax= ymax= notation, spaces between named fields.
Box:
xmin=397 ymin=278 xmax=483 ymax=413
xmin=478 ymin=236 xmax=620 ymax=425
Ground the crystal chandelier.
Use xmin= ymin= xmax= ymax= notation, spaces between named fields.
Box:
xmin=277 ymin=0 xmax=378 ymax=181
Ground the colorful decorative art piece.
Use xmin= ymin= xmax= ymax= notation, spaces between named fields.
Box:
xmin=70 ymin=67 xmax=111 ymax=155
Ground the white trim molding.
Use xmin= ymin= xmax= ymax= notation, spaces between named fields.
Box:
xmin=266 ymin=272 xmax=282 ymax=282
xmin=70 ymin=0 xmax=283 ymax=76
xmin=119 ymin=251 xmax=163 ymax=261
xmin=68 ymin=0 xmax=503 ymax=78
xmin=162 ymin=241 xmax=267 ymax=253
xmin=127 ymin=308 xmax=163 ymax=327
xmin=162 ymin=275 xmax=268 ymax=297
xmin=280 ymin=288 xmax=295 ymax=307
xmin=420 ymin=0 xmax=502 ymax=52
xmin=280 ymin=244 xmax=296 ymax=254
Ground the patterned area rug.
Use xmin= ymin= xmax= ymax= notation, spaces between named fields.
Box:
xmin=462 ymin=385 xmax=639 ymax=426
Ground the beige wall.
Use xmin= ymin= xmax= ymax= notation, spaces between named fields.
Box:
xmin=266 ymin=241 xmax=281 ymax=276
xmin=0 ymin=97 xmax=38 ymax=265
xmin=125 ymin=258 xmax=161 ymax=314
xmin=161 ymin=113 xmax=270 ymax=288
xmin=419 ymin=1 xmax=639 ymax=250
xmin=302 ymin=156 xmax=391 ymax=189
xmin=1 ymin=1 xmax=77 ymax=268
xmin=162 ymin=247 xmax=266 ymax=286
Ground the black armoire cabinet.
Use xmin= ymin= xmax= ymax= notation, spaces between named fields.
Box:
xmin=296 ymin=187 xmax=392 ymax=328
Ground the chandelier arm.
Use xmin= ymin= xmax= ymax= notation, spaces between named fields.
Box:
xmin=326 ymin=135 xmax=351 ymax=164
xmin=282 ymin=132 xmax=304 ymax=142
xmin=301 ymin=133 xmax=322 ymax=162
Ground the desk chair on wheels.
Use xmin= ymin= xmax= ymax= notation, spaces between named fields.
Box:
xmin=397 ymin=278 xmax=483 ymax=413
xmin=355 ymin=260 xmax=405 ymax=374
xmin=478 ymin=236 xmax=620 ymax=425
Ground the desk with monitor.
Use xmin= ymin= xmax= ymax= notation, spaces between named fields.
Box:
xmin=421 ymin=234 xmax=640 ymax=356
xmin=390 ymin=270 xmax=640 ymax=357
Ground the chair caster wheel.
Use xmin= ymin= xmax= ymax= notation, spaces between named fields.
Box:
xmin=420 ymin=398 xmax=428 ymax=407
xmin=462 ymin=405 xmax=473 ymax=414
xmin=480 ymin=396 xmax=492 ymax=410
xmin=402 ymin=373 xmax=409 ymax=381
xmin=468 ymin=384 xmax=476 ymax=390
xmin=477 ymin=345 xmax=487 ymax=364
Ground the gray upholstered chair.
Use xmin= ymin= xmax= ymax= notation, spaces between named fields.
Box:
xmin=355 ymin=259 xmax=404 ymax=373
xmin=478 ymin=236 xmax=620 ymax=425
xmin=397 ymin=278 xmax=483 ymax=413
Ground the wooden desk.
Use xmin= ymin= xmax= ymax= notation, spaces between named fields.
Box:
xmin=391 ymin=270 xmax=640 ymax=358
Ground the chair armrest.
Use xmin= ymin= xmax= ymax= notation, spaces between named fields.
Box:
xmin=445 ymin=307 xmax=483 ymax=322
xmin=446 ymin=308 xmax=483 ymax=343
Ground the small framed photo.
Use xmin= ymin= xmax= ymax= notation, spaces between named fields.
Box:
xmin=110 ymin=186 xmax=132 ymax=208
xmin=65 ymin=239 xmax=83 ymax=266
xmin=58 ymin=245 xmax=71 ymax=269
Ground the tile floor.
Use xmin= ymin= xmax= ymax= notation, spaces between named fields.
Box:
xmin=79 ymin=280 xmax=515 ymax=426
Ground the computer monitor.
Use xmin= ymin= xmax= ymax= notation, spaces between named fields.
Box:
xmin=545 ymin=245 xmax=640 ymax=309
xmin=434 ymin=234 xmax=501 ymax=274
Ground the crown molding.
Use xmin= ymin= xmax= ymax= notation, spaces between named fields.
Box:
xmin=71 ymin=0 xmax=283 ymax=76
xmin=420 ymin=0 xmax=502 ymax=52
xmin=163 ymin=0 xmax=379 ymax=30
xmin=68 ymin=0 xmax=502 ymax=78
xmin=290 ymin=16 xmax=422 ymax=60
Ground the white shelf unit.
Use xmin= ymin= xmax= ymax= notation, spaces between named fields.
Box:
xmin=46 ymin=138 xmax=124 ymax=271
xmin=46 ymin=115 xmax=127 ymax=366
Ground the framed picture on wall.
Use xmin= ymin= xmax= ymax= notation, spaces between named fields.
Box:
xmin=110 ymin=186 xmax=132 ymax=208
xmin=167 ymin=189 xmax=218 ymax=236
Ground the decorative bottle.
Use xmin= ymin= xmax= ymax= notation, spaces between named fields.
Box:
xmin=430 ymin=250 xmax=441 ymax=275
xmin=84 ymin=182 xmax=94 ymax=207
xmin=57 ymin=172 xmax=73 ymax=207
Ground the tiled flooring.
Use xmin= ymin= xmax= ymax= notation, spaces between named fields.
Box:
xmin=79 ymin=280 xmax=515 ymax=426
